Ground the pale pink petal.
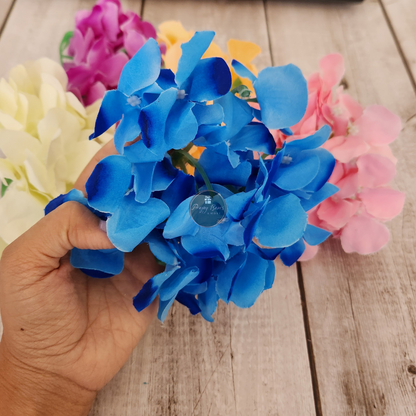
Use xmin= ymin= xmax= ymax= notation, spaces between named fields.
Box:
xmin=357 ymin=154 xmax=396 ymax=188
xmin=322 ymin=136 xmax=345 ymax=152
xmin=365 ymin=145 xmax=397 ymax=164
xmin=330 ymin=136 xmax=369 ymax=163
xmin=299 ymin=113 xmax=317 ymax=135
xmin=334 ymin=171 xmax=359 ymax=199
xmin=319 ymin=53 xmax=345 ymax=89
xmin=85 ymin=81 xmax=107 ymax=106
xmin=340 ymin=215 xmax=390 ymax=254
xmin=299 ymin=242 xmax=319 ymax=261
xmin=317 ymin=198 xmax=358 ymax=229
xmin=339 ymin=93 xmax=363 ymax=121
xmin=331 ymin=115 xmax=349 ymax=137
xmin=354 ymin=105 xmax=402 ymax=146
xmin=328 ymin=160 xmax=345 ymax=184
xmin=359 ymin=188 xmax=405 ymax=221
xmin=307 ymin=72 xmax=321 ymax=93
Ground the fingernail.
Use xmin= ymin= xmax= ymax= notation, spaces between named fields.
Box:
xmin=99 ymin=220 xmax=107 ymax=232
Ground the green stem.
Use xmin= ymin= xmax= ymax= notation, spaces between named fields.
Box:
xmin=175 ymin=150 xmax=213 ymax=191
xmin=59 ymin=31 xmax=74 ymax=65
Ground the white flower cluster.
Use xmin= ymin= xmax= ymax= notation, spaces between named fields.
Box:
xmin=0 ymin=58 xmax=114 ymax=252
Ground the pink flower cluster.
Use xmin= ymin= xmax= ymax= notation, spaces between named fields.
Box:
xmin=274 ymin=54 xmax=405 ymax=257
xmin=63 ymin=0 xmax=163 ymax=106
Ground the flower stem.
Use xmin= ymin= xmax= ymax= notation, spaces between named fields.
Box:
xmin=175 ymin=150 xmax=213 ymax=191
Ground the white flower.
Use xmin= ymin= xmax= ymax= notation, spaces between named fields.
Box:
xmin=0 ymin=58 xmax=114 ymax=251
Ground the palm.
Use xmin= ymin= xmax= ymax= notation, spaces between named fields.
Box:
xmin=2 ymin=245 xmax=161 ymax=392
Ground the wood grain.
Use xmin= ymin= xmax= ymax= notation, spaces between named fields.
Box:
xmin=266 ymin=0 xmax=416 ymax=414
xmin=0 ymin=0 xmax=14 ymax=35
xmin=380 ymin=0 xmax=416 ymax=87
xmin=0 ymin=0 xmax=141 ymax=78
xmin=89 ymin=1 xmax=316 ymax=415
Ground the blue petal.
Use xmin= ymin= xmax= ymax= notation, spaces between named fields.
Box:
xmin=217 ymin=92 xmax=253 ymax=138
xmin=132 ymin=162 xmax=157 ymax=204
xmin=197 ymin=148 xmax=251 ymax=187
xmin=280 ymin=239 xmax=305 ymax=266
xmin=216 ymin=251 xmax=247 ymax=302
xmin=192 ymin=103 xmax=224 ymax=125
xmin=144 ymin=230 xmax=179 ymax=265
xmin=86 ymin=155 xmax=132 ymax=213
xmin=287 ymin=125 xmax=331 ymax=151
xmin=280 ymin=127 xmax=293 ymax=136
xmin=176 ymin=291 xmax=201 ymax=315
xmin=230 ymin=123 xmax=276 ymax=156
xmin=156 ymin=69 xmax=177 ymax=90
xmin=45 ymin=189 xmax=86 ymax=215
xmin=223 ymin=221 xmax=245 ymax=246
xmin=182 ymin=224 xmax=230 ymax=261
xmin=71 ymin=248 xmax=124 ymax=277
xmin=248 ymin=243 xmax=283 ymax=261
xmin=163 ymin=196 xmax=199 ymax=239
xmin=256 ymin=194 xmax=307 ymax=248
xmin=139 ymin=88 xmax=177 ymax=151
xmin=175 ymin=31 xmax=215 ymax=87
xmin=159 ymin=266 xmax=200 ymax=302
xmin=231 ymin=59 xmax=257 ymax=83
xmin=152 ymin=157 xmax=178 ymax=191
xmin=229 ymin=252 xmax=268 ymax=308
xmin=226 ymin=189 xmax=256 ymax=221
xmin=264 ymin=260 xmax=275 ymax=290
xmin=303 ymin=224 xmax=332 ymax=246
xmin=186 ymin=57 xmax=232 ymax=102
xmin=118 ymin=38 xmax=161 ymax=96
xmin=158 ymin=297 xmax=176 ymax=322
xmin=133 ymin=265 xmax=179 ymax=312
xmin=300 ymin=183 xmax=338 ymax=212
xmin=198 ymin=278 xmax=219 ymax=322
xmin=302 ymin=149 xmax=336 ymax=192
xmin=107 ymin=194 xmax=170 ymax=252
xmin=160 ymin=171 xmax=196 ymax=212
xmin=274 ymin=153 xmax=320 ymax=191
xmin=165 ymin=99 xmax=198 ymax=149
xmin=242 ymin=199 xmax=268 ymax=248
xmin=254 ymin=65 xmax=308 ymax=130
xmin=90 ymin=90 xmax=128 ymax=139
xmin=114 ymin=109 xmax=141 ymax=154
xmin=182 ymin=282 xmax=208 ymax=295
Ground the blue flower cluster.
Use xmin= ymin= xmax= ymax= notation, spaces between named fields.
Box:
xmin=46 ymin=32 xmax=338 ymax=321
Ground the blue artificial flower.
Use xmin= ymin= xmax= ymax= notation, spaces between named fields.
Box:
xmin=89 ymin=32 xmax=232 ymax=164
xmin=231 ymin=59 xmax=308 ymax=131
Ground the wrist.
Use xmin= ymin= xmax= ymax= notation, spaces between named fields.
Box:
xmin=0 ymin=343 xmax=96 ymax=416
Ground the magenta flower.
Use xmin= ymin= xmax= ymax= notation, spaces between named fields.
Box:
xmin=272 ymin=54 xmax=405 ymax=257
xmin=62 ymin=0 xmax=163 ymax=106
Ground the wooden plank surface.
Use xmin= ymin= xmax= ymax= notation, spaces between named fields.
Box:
xmin=0 ymin=0 xmax=140 ymax=78
xmin=90 ymin=1 xmax=316 ymax=415
xmin=380 ymin=0 xmax=416 ymax=87
xmin=0 ymin=0 xmax=14 ymax=35
xmin=266 ymin=0 xmax=416 ymax=414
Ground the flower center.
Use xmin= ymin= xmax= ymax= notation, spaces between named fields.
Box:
xmin=281 ymin=155 xmax=292 ymax=165
xmin=347 ymin=122 xmax=359 ymax=136
xmin=177 ymin=89 xmax=187 ymax=100
xmin=127 ymin=96 xmax=142 ymax=107
xmin=332 ymin=106 xmax=343 ymax=117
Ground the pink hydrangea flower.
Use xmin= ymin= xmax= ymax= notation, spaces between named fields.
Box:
xmin=272 ymin=54 xmax=405 ymax=257
xmin=62 ymin=0 xmax=163 ymax=105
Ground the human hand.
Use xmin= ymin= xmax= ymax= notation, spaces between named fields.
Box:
xmin=0 ymin=141 xmax=162 ymax=416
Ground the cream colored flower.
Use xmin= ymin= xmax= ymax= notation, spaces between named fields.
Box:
xmin=0 ymin=58 xmax=114 ymax=251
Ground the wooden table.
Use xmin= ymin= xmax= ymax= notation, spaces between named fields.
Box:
xmin=0 ymin=0 xmax=415 ymax=414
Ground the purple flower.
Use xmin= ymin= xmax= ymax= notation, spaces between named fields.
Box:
xmin=62 ymin=0 xmax=164 ymax=105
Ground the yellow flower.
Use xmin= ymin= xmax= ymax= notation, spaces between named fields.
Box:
xmin=0 ymin=58 xmax=113 ymax=251
xmin=158 ymin=21 xmax=261 ymax=91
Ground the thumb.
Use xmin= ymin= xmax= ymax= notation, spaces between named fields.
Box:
xmin=2 ymin=201 xmax=114 ymax=276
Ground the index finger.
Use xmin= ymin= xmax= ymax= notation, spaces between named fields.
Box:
xmin=74 ymin=139 xmax=118 ymax=193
